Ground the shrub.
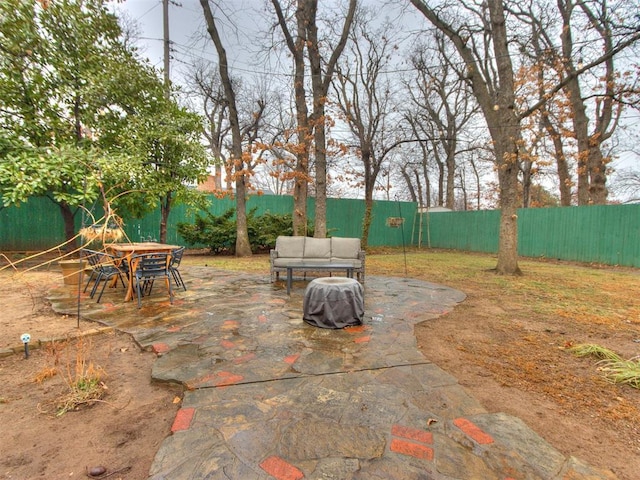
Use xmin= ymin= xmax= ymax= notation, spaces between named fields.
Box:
xmin=178 ymin=208 xmax=237 ymax=254
xmin=177 ymin=208 xmax=314 ymax=254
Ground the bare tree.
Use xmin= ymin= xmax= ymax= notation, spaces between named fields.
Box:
xmin=270 ymin=0 xmax=312 ymax=235
xmin=510 ymin=3 xmax=574 ymax=206
xmin=251 ymin=91 xmax=299 ymax=195
xmin=611 ymin=167 xmax=640 ymax=203
xmin=557 ymin=0 xmax=619 ymax=204
xmin=200 ymin=0 xmax=252 ymax=256
xmin=411 ymin=0 xmax=525 ymax=274
xmin=402 ymin=114 xmax=435 ymax=207
xmin=405 ymin=34 xmax=480 ymax=209
xmin=184 ymin=61 xmax=230 ymax=190
xmin=510 ymin=0 xmax=639 ymax=206
xmin=410 ymin=0 xmax=640 ymax=274
xmin=332 ymin=11 xmax=405 ymax=247
xmin=270 ymin=0 xmax=356 ymax=237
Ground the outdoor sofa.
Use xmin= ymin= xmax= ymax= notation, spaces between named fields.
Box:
xmin=270 ymin=236 xmax=365 ymax=283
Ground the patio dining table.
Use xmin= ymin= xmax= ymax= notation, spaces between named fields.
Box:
xmin=106 ymin=242 xmax=182 ymax=301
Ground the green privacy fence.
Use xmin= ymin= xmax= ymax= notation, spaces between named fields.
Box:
xmin=517 ymin=204 xmax=640 ymax=266
xmin=415 ymin=209 xmax=500 ymax=253
xmin=0 ymin=195 xmax=415 ymax=251
xmin=124 ymin=195 xmax=413 ymax=248
xmin=421 ymin=204 xmax=640 ymax=267
xmin=1 ymin=195 xmax=638 ymax=267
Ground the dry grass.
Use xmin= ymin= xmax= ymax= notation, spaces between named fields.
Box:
xmin=35 ymin=337 xmax=108 ymax=416
xmin=598 ymin=357 xmax=640 ymax=389
xmin=569 ymin=343 xmax=623 ymax=361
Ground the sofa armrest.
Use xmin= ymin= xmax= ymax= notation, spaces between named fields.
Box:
xmin=358 ymin=249 xmax=366 ymax=282
xmin=269 ymin=249 xmax=279 ymax=282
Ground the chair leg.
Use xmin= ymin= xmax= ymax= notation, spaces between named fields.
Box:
xmin=171 ymin=269 xmax=186 ymax=291
xmin=89 ymin=272 xmax=104 ymax=298
xmin=83 ymin=271 xmax=96 ymax=293
xmin=143 ymin=278 xmax=155 ymax=296
xmin=96 ymin=277 xmax=110 ymax=303
xmin=136 ymin=279 xmax=143 ymax=308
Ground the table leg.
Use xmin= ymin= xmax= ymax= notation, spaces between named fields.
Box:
xmin=287 ymin=267 xmax=293 ymax=295
xmin=111 ymin=254 xmax=134 ymax=301
xmin=123 ymin=256 xmax=137 ymax=302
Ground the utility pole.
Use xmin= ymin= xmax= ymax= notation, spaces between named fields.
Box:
xmin=162 ymin=0 xmax=170 ymax=98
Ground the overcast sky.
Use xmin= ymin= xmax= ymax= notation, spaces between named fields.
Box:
xmin=110 ymin=0 xmax=412 ymax=86
xmin=109 ymin=0 xmax=639 ymax=199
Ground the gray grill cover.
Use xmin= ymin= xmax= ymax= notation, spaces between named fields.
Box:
xmin=303 ymin=277 xmax=364 ymax=329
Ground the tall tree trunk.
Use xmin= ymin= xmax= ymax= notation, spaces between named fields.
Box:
xmin=307 ymin=0 xmax=356 ymax=238
xmin=541 ymin=111 xmax=572 ymax=206
xmin=521 ymin=158 xmax=532 ymax=208
xmin=411 ymin=0 xmax=523 ymax=274
xmin=494 ymin=131 xmax=522 ymax=275
xmin=566 ymin=78 xmax=591 ymax=205
xmin=558 ymin=0 xmax=613 ymax=205
xmin=272 ymin=0 xmax=311 ymax=236
xmin=312 ymin=116 xmax=327 ymax=238
xmin=445 ymin=151 xmax=456 ymax=209
xmin=435 ymin=152 xmax=445 ymax=206
xmin=159 ymin=192 xmax=171 ymax=244
xmin=362 ymin=193 xmax=373 ymax=250
xmin=306 ymin=1 xmax=327 ymax=238
xmin=361 ymin=149 xmax=373 ymax=248
xmin=421 ymin=160 xmax=431 ymax=208
xmin=200 ymin=0 xmax=251 ymax=256
xmin=413 ymin=170 xmax=422 ymax=206
xmin=58 ymin=201 xmax=77 ymax=252
xmin=470 ymin=159 xmax=481 ymax=211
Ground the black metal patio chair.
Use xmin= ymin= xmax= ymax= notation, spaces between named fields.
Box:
xmin=169 ymin=246 xmax=187 ymax=291
xmin=131 ymin=252 xmax=173 ymax=308
xmin=81 ymin=249 xmax=128 ymax=303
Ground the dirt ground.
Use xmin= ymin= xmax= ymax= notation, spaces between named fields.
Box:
xmin=0 ymin=269 xmax=181 ymax=480
xmin=1 ymin=260 xmax=639 ymax=480
xmin=415 ymin=291 xmax=640 ymax=480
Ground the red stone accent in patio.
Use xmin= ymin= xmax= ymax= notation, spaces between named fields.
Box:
xmin=171 ymin=407 xmax=195 ymax=432
xmin=259 ymin=456 xmax=304 ymax=480
xmin=453 ymin=418 xmax=494 ymax=445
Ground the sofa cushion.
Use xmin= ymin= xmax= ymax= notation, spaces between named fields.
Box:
xmin=329 ymin=258 xmax=362 ymax=268
xmin=276 ymin=236 xmax=305 ymax=258
xmin=331 ymin=237 xmax=361 ymax=259
xmin=304 ymin=237 xmax=331 ymax=259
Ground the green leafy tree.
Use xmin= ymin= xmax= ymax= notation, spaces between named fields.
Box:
xmin=0 ymin=0 xmax=209 ymax=247
xmin=120 ymin=103 xmax=209 ymax=243
xmin=0 ymin=0 xmax=134 ymax=246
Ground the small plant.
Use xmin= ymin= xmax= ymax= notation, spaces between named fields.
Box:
xmin=568 ymin=343 xmax=622 ymax=361
xmin=598 ymin=357 xmax=640 ymax=389
xmin=56 ymin=337 xmax=107 ymax=416
xmin=568 ymin=343 xmax=640 ymax=390
xmin=37 ymin=337 xmax=107 ymax=416
xmin=34 ymin=366 xmax=58 ymax=383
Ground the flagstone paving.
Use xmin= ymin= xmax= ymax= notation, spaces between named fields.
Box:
xmin=48 ymin=267 xmax=618 ymax=480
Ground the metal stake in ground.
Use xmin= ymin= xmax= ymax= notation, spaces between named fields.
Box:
xmin=20 ymin=333 xmax=31 ymax=359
